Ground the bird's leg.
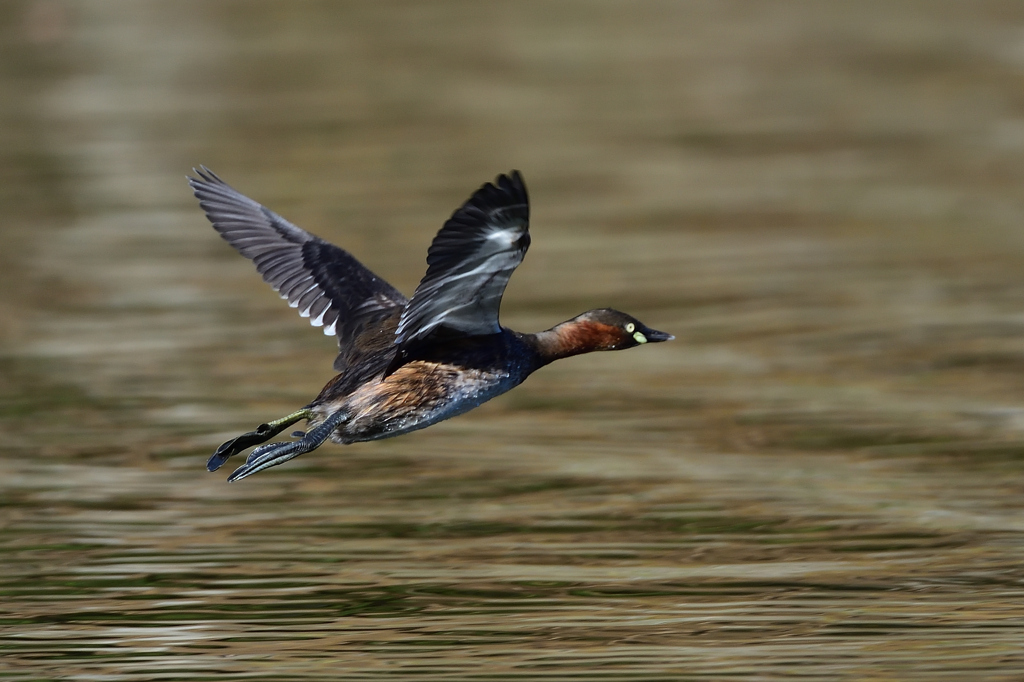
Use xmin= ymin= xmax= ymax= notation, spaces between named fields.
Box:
xmin=207 ymin=408 xmax=313 ymax=472
xmin=226 ymin=410 xmax=348 ymax=482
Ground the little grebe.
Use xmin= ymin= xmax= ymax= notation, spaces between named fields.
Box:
xmin=189 ymin=169 xmax=672 ymax=481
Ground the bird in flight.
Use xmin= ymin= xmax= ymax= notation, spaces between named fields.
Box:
xmin=189 ymin=169 xmax=672 ymax=481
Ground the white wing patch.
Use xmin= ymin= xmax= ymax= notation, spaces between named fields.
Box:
xmin=310 ymin=305 xmax=331 ymax=327
xmin=486 ymin=225 xmax=519 ymax=247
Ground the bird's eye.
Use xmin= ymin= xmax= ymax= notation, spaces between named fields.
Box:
xmin=625 ymin=323 xmax=635 ymax=333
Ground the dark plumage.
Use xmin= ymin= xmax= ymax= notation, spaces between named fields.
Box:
xmin=189 ymin=169 xmax=672 ymax=481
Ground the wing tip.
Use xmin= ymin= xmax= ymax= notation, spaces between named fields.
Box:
xmin=438 ymin=170 xmax=529 ymax=238
xmin=187 ymin=166 xmax=229 ymax=205
xmin=499 ymin=170 xmax=525 ymax=198
xmin=474 ymin=170 xmax=528 ymax=215
xmin=187 ymin=165 xmax=222 ymax=186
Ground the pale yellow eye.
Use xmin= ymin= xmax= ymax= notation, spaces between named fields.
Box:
xmin=625 ymin=323 xmax=635 ymax=333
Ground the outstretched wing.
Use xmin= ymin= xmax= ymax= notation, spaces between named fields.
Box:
xmin=188 ymin=168 xmax=408 ymax=373
xmin=392 ymin=171 xmax=529 ymax=358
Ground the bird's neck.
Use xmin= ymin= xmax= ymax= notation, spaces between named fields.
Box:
xmin=523 ymin=319 xmax=619 ymax=365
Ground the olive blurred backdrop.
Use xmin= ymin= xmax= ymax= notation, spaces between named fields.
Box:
xmin=3 ymin=1 xmax=1024 ymax=680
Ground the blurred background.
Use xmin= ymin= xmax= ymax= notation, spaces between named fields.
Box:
xmin=4 ymin=1 xmax=1024 ymax=679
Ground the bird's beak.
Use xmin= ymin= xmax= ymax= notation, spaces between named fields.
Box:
xmin=641 ymin=327 xmax=674 ymax=343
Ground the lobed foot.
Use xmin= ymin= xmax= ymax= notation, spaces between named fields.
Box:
xmin=207 ymin=409 xmax=312 ymax=472
xmin=226 ymin=410 xmax=347 ymax=482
